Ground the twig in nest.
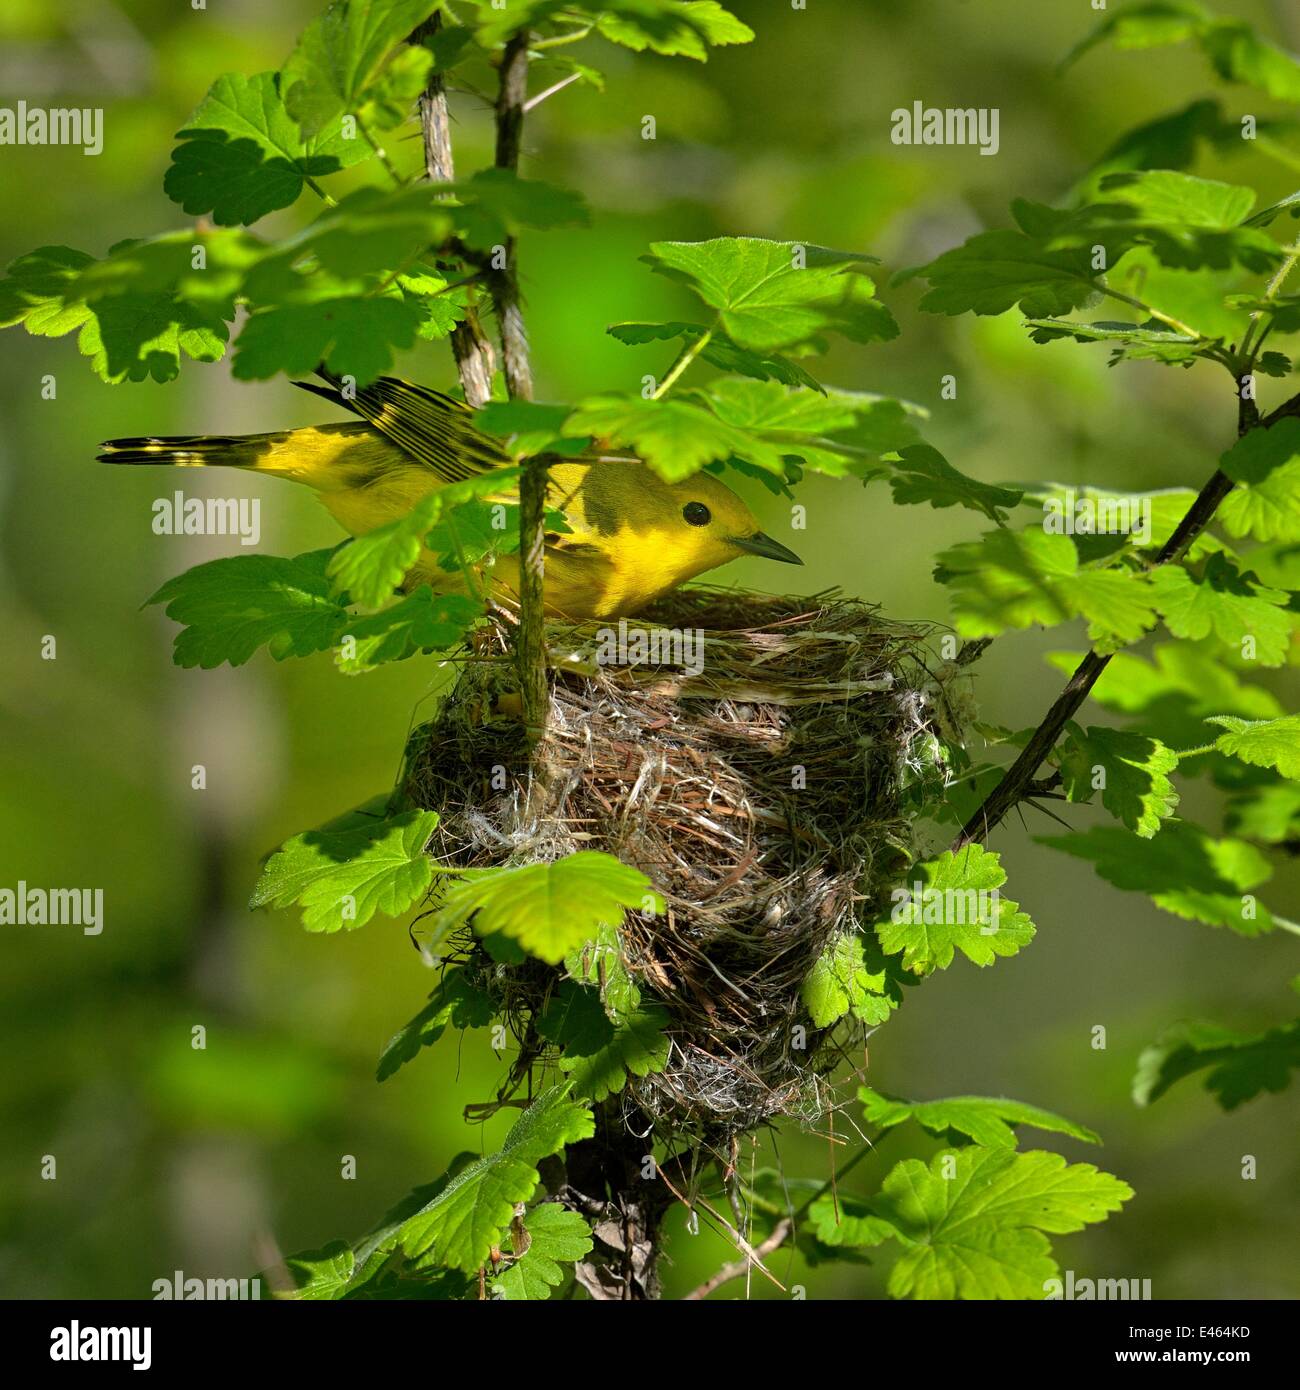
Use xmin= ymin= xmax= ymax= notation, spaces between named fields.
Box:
xmin=681 ymin=1218 xmax=793 ymax=1301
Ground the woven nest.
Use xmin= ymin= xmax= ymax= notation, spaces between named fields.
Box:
xmin=404 ymin=589 xmax=961 ymax=1148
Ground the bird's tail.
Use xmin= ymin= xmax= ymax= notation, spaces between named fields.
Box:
xmin=96 ymin=422 xmax=382 ymax=488
xmin=97 ymin=431 xmax=293 ymax=469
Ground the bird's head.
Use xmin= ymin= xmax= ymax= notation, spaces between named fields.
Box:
xmin=549 ymin=460 xmax=803 ymax=613
xmin=658 ymin=470 xmax=804 ymax=576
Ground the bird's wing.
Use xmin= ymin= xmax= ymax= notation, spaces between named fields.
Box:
xmin=294 ymin=371 xmax=513 ymax=485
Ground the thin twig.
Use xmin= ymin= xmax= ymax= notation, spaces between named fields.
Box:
xmin=524 ymin=71 xmax=582 ymax=113
xmin=490 ymin=27 xmax=549 ymax=740
xmin=492 ymin=30 xmax=534 ymax=401
xmin=413 ymin=12 xmax=495 ymax=406
xmin=681 ymin=1219 xmax=792 ymax=1301
xmin=952 ymin=382 xmax=1278 ymax=849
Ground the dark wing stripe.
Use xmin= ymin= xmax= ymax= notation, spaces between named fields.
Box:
xmin=308 ymin=371 xmax=512 ymax=484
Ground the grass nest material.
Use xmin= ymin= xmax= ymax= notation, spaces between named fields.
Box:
xmin=403 ymin=587 xmax=961 ymax=1149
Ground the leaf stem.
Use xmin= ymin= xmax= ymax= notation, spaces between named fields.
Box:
xmin=356 ymin=116 xmax=404 ymax=185
xmin=302 ymin=173 xmax=338 ymax=207
xmin=653 ymin=327 xmax=714 ymax=398
xmin=1241 ymin=237 xmax=1300 ymax=362
xmin=1100 ymin=286 xmax=1201 ymax=341
xmin=532 ymin=23 xmax=594 ymax=50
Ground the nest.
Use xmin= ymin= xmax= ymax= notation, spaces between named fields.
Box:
xmin=404 ymin=589 xmax=959 ymax=1148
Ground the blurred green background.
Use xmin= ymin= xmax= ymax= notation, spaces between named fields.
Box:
xmin=1 ymin=0 xmax=1297 ymax=1300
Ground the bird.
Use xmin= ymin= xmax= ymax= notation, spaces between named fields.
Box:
xmin=98 ymin=372 xmax=802 ymax=620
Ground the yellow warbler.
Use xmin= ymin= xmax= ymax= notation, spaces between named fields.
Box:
xmin=98 ymin=373 xmax=801 ymax=619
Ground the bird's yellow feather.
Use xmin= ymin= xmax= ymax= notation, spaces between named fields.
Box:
xmin=98 ymin=376 xmax=801 ymax=619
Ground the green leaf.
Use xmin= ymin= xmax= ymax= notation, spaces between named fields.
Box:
xmin=539 ymin=982 xmax=670 ymax=1102
xmin=1201 ymin=18 xmax=1300 ymax=102
xmin=801 ymin=932 xmax=893 ymax=1027
xmin=1207 ymin=715 xmax=1300 ymax=779
xmin=164 ymin=71 xmax=369 ymax=225
xmin=250 ymin=808 xmax=439 ymax=933
xmin=934 ymin=529 xmax=1157 ymax=646
xmin=473 ymin=1 xmax=752 ymax=59
xmin=1225 ymin=780 xmax=1300 ymax=843
xmin=1025 ymin=317 xmax=1204 ymax=368
xmin=398 ymin=1086 xmax=595 ymax=1273
xmin=451 ymin=168 xmax=589 ymax=251
xmin=874 ymin=845 xmax=1036 ymax=976
xmin=68 ymin=230 xmax=262 ymax=308
xmin=0 ymin=244 xmax=229 ymax=384
xmin=493 ymin=1204 xmax=594 ymax=1301
xmin=281 ymin=1240 xmax=365 ymax=1299
xmin=1134 ymin=1019 xmax=1300 ymax=1110
xmin=146 ymin=549 xmax=348 ymax=669
xmin=0 ymin=244 xmax=95 ymax=329
xmin=807 ymin=1192 xmax=896 ymax=1250
xmin=475 ymin=401 xmax=591 ymax=459
xmin=427 ymin=851 xmax=664 ymax=964
xmin=281 ymin=0 xmax=441 ymax=139
xmin=698 ymin=377 xmax=921 ymax=477
xmin=423 ymin=499 xmax=547 ymax=571
xmin=1038 ymin=821 xmax=1277 ymax=935
xmin=234 ymin=296 xmax=425 ymax=385
xmin=1049 ymin=642 xmax=1282 ymax=722
xmin=1078 ymin=170 xmax=1280 ymax=274
xmin=377 ymin=970 xmax=497 ymax=1081
xmin=356 ymin=43 xmax=434 ymax=130
xmin=860 ymin=1086 xmax=1100 ymax=1149
xmin=593 ymin=1 xmax=754 ymax=60
xmin=1076 ymin=98 xmax=1231 ymax=192
xmin=888 ymin=445 xmax=1023 ymax=522
xmin=337 ymin=589 xmax=482 ymax=673
xmin=1219 ymin=461 xmax=1300 ymax=543
xmin=245 ymin=187 xmax=454 ymax=293
xmin=567 ymin=393 xmax=786 ymax=481
xmin=1148 ymin=554 xmax=1292 ymax=666
xmin=326 ymin=472 xmax=518 ymax=606
xmin=908 ymin=225 xmax=1101 ymax=319
xmin=702 ymin=376 xmax=869 ymax=431
xmin=1061 ymin=0 xmax=1210 ymax=71
xmin=1247 ymin=539 xmax=1300 ymax=591
xmin=607 ymin=320 xmax=824 ymax=389
xmin=1218 ymin=419 xmax=1300 ymax=543
xmin=643 ymin=237 xmax=895 ymax=354
xmin=565 ymin=924 xmax=641 ymax=1022
xmin=876 ymin=1147 xmax=1131 ymax=1300
xmin=1063 ymin=2 xmax=1300 ymax=104
xmin=1058 ymin=725 xmax=1180 ymax=836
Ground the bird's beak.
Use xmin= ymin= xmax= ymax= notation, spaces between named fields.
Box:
xmin=730 ymin=530 xmax=803 ymax=565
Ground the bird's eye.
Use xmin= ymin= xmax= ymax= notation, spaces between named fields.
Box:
xmin=683 ymin=501 xmax=711 ymax=527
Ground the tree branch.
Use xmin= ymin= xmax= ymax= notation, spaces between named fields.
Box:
xmin=489 ymin=28 xmax=548 ymax=741
xmin=952 ymin=385 xmax=1265 ymax=850
xmin=492 ymin=30 xmax=534 ymax=401
xmin=413 ymin=13 xmax=495 ymax=407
